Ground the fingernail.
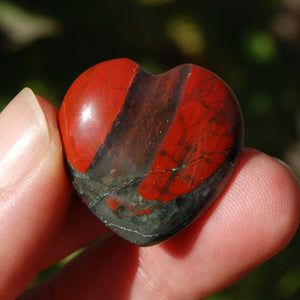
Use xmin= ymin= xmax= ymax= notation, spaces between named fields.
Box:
xmin=0 ymin=88 xmax=50 ymax=190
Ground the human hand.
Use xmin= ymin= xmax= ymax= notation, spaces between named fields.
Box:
xmin=0 ymin=88 xmax=299 ymax=300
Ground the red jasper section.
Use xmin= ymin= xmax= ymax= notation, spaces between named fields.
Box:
xmin=59 ymin=58 xmax=139 ymax=173
xmin=138 ymin=65 xmax=240 ymax=202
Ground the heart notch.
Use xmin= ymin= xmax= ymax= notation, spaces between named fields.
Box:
xmin=59 ymin=58 xmax=243 ymax=246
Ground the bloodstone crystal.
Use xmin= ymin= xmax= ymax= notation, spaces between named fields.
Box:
xmin=58 ymin=58 xmax=243 ymax=246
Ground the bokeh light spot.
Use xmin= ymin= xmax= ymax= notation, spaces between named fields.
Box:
xmin=243 ymin=31 xmax=278 ymax=63
xmin=165 ymin=16 xmax=205 ymax=56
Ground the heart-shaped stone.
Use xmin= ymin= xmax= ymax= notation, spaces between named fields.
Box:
xmin=59 ymin=58 xmax=243 ymax=246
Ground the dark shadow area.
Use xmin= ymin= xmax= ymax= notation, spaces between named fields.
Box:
xmin=160 ymin=200 xmax=216 ymax=258
xmin=18 ymin=234 xmax=140 ymax=300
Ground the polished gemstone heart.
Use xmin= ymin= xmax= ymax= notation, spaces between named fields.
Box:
xmin=58 ymin=58 xmax=243 ymax=246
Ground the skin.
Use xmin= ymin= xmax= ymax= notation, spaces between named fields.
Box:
xmin=0 ymin=88 xmax=299 ymax=300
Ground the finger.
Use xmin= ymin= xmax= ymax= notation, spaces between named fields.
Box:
xmin=0 ymin=88 xmax=72 ymax=299
xmin=19 ymin=149 xmax=300 ymax=299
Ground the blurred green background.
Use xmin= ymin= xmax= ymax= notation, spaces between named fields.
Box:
xmin=0 ymin=0 xmax=299 ymax=298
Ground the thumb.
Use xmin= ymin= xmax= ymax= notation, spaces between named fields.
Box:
xmin=0 ymin=88 xmax=71 ymax=299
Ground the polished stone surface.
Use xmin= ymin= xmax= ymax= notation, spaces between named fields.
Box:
xmin=59 ymin=58 xmax=243 ymax=246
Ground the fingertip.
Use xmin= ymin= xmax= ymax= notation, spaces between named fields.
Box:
xmin=0 ymin=88 xmax=50 ymax=190
xmin=221 ymin=148 xmax=300 ymax=251
xmin=0 ymin=88 xmax=72 ymax=299
xmin=242 ymin=149 xmax=300 ymax=238
xmin=261 ymin=152 xmax=300 ymax=246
